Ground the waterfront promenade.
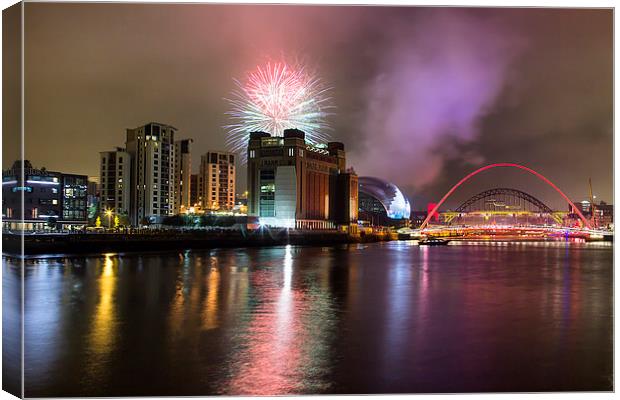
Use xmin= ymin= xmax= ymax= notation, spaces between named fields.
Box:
xmin=2 ymin=228 xmax=396 ymax=256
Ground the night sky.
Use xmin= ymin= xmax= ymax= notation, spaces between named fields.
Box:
xmin=4 ymin=4 xmax=613 ymax=210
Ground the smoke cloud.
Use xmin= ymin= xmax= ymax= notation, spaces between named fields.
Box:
xmin=350 ymin=11 xmax=525 ymax=191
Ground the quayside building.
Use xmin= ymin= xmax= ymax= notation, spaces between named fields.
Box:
xmin=198 ymin=151 xmax=236 ymax=211
xmin=247 ymin=129 xmax=358 ymax=230
xmin=2 ymin=160 xmax=88 ymax=231
xmin=101 ymin=122 xmax=195 ymax=225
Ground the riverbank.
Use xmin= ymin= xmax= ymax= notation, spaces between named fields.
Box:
xmin=2 ymin=228 xmax=398 ymax=256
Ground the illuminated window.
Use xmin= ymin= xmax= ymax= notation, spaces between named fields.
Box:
xmin=249 ymin=150 xmax=256 ymax=159
xmin=260 ymin=183 xmax=275 ymax=193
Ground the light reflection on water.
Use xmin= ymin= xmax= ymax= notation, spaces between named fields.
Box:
xmin=224 ymin=244 xmax=336 ymax=395
xmin=88 ymin=254 xmax=117 ymax=353
xmin=7 ymin=240 xmax=613 ymax=396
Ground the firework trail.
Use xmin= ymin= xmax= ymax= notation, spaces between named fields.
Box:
xmin=225 ymin=61 xmax=333 ymax=161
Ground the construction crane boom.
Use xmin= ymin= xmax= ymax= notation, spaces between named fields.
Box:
xmin=588 ymin=177 xmax=597 ymax=228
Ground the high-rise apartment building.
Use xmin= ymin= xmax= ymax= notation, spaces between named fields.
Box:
xmin=173 ymin=139 xmax=192 ymax=214
xmin=99 ymin=148 xmax=131 ymax=218
xmin=125 ymin=122 xmax=176 ymax=225
xmin=199 ymin=151 xmax=236 ymax=210
xmin=247 ymin=129 xmax=358 ymax=229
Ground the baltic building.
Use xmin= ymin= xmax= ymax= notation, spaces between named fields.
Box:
xmin=247 ymin=129 xmax=358 ymax=229
xmin=2 ymin=160 xmax=88 ymax=231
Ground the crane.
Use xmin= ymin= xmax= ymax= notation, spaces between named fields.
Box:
xmin=588 ymin=177 xmax=597 ymax=228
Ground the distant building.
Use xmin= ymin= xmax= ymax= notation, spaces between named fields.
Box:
xmin=234 ymin=191 xmax=248 ymax=214
xmin=247 ymin=129 xmax=358 ymax=229
xmin=410 ymin=211 xmax=428 ymax=228
xmin=99 ymin=148 xmax=131 ymax=218
xmin=571 ymin=200 xmax=593 ymax=216
xmin=87 ymin=177 xmax=99 ymax=197
xmin=190 ymin=174 xmax=200 ymax=208
xmin=358 ymin=177 xmax=411 ymax=227
xmin=595 ymin=201 xmax=613 ymax=228
xmin=199 ymin=151 xmax=236 ymax=210
xmin=87 ymin=177 xmax=100 ymax=220
xmin=235 ymin=191 xmax=248 ymax=207
xmin=173 ymin=139 xmax=192 ymax=214
xmin=568 ymin=199 xmax=613 ymax=228
xmin=2 ymin=160 xmax=87 ymax=231
xmin=125 ymin=122 xmax=177 ymax=225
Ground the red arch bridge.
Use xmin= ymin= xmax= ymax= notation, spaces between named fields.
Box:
xmin=412 ymin=163 xmax=612 ymax=240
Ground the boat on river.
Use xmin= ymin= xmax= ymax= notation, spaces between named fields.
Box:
xmin=418 ymin=237 xmax=450 ymax=246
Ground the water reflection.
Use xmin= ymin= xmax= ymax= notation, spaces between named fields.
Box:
xmin=202 ymin=259 xmax=220 ymax=330
xmin=223 ymin=245 xmax=336 ymax=394
xmin=23 ymin=258 xmax=64 ymax=387
xmin=7 ymin=240 xmax=613 ymax=396
xmin=382 ymin=242 xmax=414 ymax=374
xmin=88 ymin=254 xmax=117 ymax=353
xmin=83 ymin=254 xmax=119 ymax=388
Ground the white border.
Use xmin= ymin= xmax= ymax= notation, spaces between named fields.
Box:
xmin=0 ymin=1 xmax=616 ymax=400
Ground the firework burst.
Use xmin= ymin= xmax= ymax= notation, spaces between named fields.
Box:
xmin=225 ymin=62 xmax=333 ymax=160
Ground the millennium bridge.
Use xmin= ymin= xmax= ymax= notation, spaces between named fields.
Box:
xmin=408 ymin=163 xmax=613 ymax=241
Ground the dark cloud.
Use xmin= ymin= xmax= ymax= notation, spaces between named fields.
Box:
xmin=10 ymin=4 xmax=612 ymax=209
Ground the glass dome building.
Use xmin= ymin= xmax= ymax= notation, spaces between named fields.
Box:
xmin=358 ymin=177 xmax=411 ymax=226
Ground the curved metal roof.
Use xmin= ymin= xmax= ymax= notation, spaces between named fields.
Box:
xmin=358 ymin=176 xmax=411 ymax=219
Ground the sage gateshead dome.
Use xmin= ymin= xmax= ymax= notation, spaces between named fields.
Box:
xmin=358 ymin=177 xmax=411 ymax=226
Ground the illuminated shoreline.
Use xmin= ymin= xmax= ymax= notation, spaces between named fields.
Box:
xmin=2 ymin=229 xmax=397 ymax=256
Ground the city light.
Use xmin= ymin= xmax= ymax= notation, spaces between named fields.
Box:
xmin=258 ymin=217 xmax=296 ymax=229
xmin=225 ymin=61 xmax=333 ymax=160
xmin=26 ymin=180 xmax=59 ymax=185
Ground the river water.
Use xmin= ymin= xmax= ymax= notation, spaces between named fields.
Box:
xmin=3 ymin=240 xmax=613 ymax=396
